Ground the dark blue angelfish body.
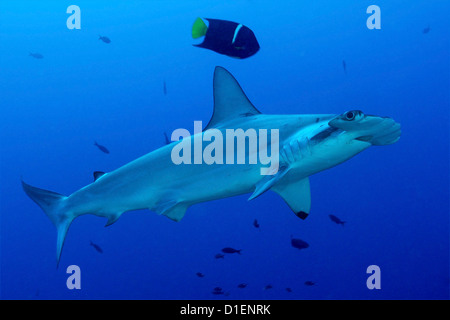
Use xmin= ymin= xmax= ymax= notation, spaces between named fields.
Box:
xmin=192 ymin=18 xmax=260 ymax=59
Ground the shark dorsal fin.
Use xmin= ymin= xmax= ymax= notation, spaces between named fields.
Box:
xmin=204 ymin=66 xmax=261 ymax=130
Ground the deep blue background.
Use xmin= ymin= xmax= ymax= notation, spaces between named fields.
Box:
xmin=1 ymin=1 xmax=448 ymax=299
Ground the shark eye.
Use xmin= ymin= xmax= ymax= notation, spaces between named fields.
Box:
xmin=345 ymin=111 xmax=355 ymax=120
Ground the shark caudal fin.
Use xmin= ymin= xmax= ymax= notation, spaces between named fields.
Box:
xmin=21 ymin=180 xmax=74 ymax=267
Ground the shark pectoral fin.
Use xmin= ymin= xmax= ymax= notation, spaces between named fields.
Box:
xmin=272 ymin=178 xmax=311 ymax=220
xmin=153 ymin=199 xmax=188 ymax=222
xmin=248 ymin=166 xmax=289 ymax=201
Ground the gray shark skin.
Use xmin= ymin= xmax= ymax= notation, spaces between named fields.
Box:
xmin=22 ymin=66 xmax=401 ymax=265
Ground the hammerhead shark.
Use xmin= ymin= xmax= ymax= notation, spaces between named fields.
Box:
xmin=22 ymin=66 xmax=401 ymax=265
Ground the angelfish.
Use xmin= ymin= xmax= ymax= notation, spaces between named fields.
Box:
xmin=192 ymin=18 xmax=260 ymax=59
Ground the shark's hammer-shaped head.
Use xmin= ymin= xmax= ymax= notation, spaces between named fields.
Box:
xmin=329 ymin=110 xmax=401 ymax=146
xmin=289 ymin=110 xmax=401 ymax=179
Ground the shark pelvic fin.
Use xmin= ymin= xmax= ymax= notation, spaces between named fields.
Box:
xmin=204 ymin=66 xmax=261 ymax=130
xmin=163 ymin=203 xmax=188 ymax=222
xmin=153 ymin=199 xmax=188 ymax=222
xmin=272 ymin=177 xmax=311 ymax=220
xmin=248 ymin=166 xmax=290 ymax=201
xmin=93 ymin=171 xmax=106 ymax=181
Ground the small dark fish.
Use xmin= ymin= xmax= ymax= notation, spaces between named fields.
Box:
xmin=163 ymin=80 xmax=167 ymax=95
xmin=90 ymin=241 xmax=103 ymax=253
xmin=222 ymin=247 xmax=242 ymax=254
xmin=192 ymin=18 xmax=259 ymax=59
xmin=304 ymin=281 xmax=316 ymax=286
xmin=237 ymin=283 xmax=247 ymax=289
xmin=164 ymin=132 xmax=171 ymax=145
xmin=214 ymin=253 xmax=225 ymax=259
xmin=99 ymin=35 xmax=111 ymax=44
xmin=286 ymin=287 xmax=292 ymax=293
xmin=94 ymin=141 xmax=110 ymax=154
xmin=264 ymin=284 xmax=273 ymax=290
xmin=423 ymin=26 xmax=431 ymax=34
xmin=29 ymin=53 xmax=43 ymax=59
xmin=196 ymin=272 xmax=205 ymax=278
xmin=329 ymin=214 xmax=346 ymax=226
xmin=290 ymin=236 xmax=309 ymax=250
xmin=212 ymin=287 xmax=225 ymax=294
xmin=342 ymin=60 xmax=347 ymax=74
xmin=253 ymin=219 xmax=260 ymax=228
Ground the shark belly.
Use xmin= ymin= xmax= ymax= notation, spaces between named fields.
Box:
xmin=64 ymin=143 xmax=264 ymax=219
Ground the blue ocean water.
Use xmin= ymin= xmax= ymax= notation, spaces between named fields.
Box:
xmin=0 ymin=0 xmax=449 ymax=300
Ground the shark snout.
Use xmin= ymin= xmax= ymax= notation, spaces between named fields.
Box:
xmin=329 ymin=111 xmax=401 ymax=146
xmin=351 ymin=115 xmax=401 ymax=146
xmin=360 ymin=116 xmax=401 ymax=146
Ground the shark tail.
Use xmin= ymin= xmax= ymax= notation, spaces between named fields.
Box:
xmin=22 ymin=180 xmax=74 ymax=267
